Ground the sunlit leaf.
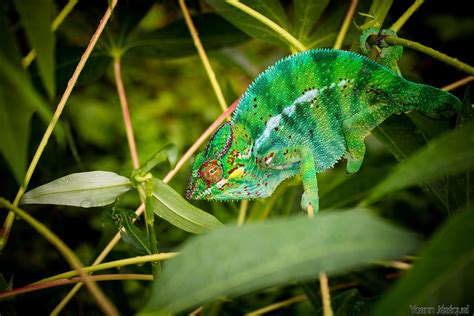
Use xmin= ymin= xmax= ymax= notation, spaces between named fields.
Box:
xmin=365 ymin=122 xmax=474 ymax=204
xmin=206 ymin=0 xmax=290 ymax=48
xmin=361 ymin=0 xmax=394 ymax=29
xmin=20 ymin=171 xmax=132 ymax=207
xmin=373 ymin=208 xmax=474 ymax=315
xmin=14 ymin=0 xmax=55 ymax=97
xmin=151 ymin=179 xmax=224 ymax=234
xmin=293 ymin=0 xmax=330 ymax=41
xmin=142 ymin=208 xmax=419 ymax=314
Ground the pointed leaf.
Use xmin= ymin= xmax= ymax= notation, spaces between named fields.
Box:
xmin=151 ymin=179 xmax=224 ymax=234
xmin=14 ymin=0 xmax=55 ymax=97
xmin=206 ymin=0 xmax=290 ymax=48
xmin=20 ymin=171 xmax=132 ymax=207
xmin=0 ymin=13 xmax=53 ymax=183
xmin=366 ymin=122 xmax=474 ymax=204
xmin=294 ymin=0 xmax=330 ymax=40
xmin=373 ymin=209 xmax=474 ymax=315
xmin=112 ymin=208 xmax=152 ymax=255
xmin=142 ymin=209 xmax=419 ymax=314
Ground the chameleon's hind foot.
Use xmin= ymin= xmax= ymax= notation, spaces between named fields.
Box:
xmin=301 ymin=192 xmax=319 ymax=214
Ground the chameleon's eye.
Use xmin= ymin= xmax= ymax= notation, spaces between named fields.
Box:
xmin=199 ymin=159 xmax=223 ymax=184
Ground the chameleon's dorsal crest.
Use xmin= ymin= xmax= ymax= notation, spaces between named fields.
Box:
xmin=205 ymin=122 xmax=233 ymax=158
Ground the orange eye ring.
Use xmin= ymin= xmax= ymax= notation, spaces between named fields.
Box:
xmin=199 ymin=159 xmax=223 ymax=184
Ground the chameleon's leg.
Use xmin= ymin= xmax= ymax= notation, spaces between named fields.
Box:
xmin=299 ymin=148 xmax=320 ymax=213
xmin=343 ymin=104 xmax=395 ymax=174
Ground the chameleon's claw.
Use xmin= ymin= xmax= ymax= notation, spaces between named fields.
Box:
xmin=301 ymin=192 xmax=319 ymax=214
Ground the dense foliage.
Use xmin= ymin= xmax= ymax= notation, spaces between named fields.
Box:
xmin=0 ymin=0 xmax=473 ymax=315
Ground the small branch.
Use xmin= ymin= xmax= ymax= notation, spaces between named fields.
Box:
xmin=383 ymin=36 xmax=474 ymax=75
xmin=237 ymin=199 xmax=249 ymax=226
xmin=22 ymin=0 xmax=79 ymax=68
xmin=0 ymin=199 xmax=118 ymax=316
xmin=390 ymin=0 xmax=424 ymax=33
xmin=0 ymin=274 xmax=152 ymax=300
xmin=245 ymin=294 xmax=307 ymax=315
xmin=179 ymin=0 xmax=228 ymax=113
xmin=442 ymin=76 xmax=474 ymax=91
xmin=163 ymin=100 xmax=238 ymax=183
xmin=226 ymin=0 xmax=307 ymax=52
xmin=333 ymin=0 xmax=358 ymax=50
xmin=0 ymin=0 xmax=119 ymax=252
xmin=319 ymin=272 xmax=333 ymax=316
xmin=35 ymin=252 xmax=178 ymax=284
xmin=113 ymin=57 xmax=140 ymax=169
xmin=372 ymin=260 xmax=412 ymax=270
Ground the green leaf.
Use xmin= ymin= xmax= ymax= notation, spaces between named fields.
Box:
xmin=293 ymin=0 xmax=330 ymax=40
xmin=112 ymin=208 xmax=151 ymax=255
xmin=126 ymin=14 xmax=248 ymax=58
xmin=206 ymin=0 xmax=290 ymax=48
xmin=0 ymin=13 xmax=53 ymax=184
xmin=373 ymin=209 xmax=474 ymax=315
xmin=141 ymin=208 xmax=419 ymax=314
xmin=366 ymin=122 xmax=474 ymax=204
xmin=307 ymin=3 xmax=346 ymax=48
xmin=151 ymin=179 xmax=224 ymax=234
xmin=14 ymin=0 xmax=55 ymax=97
xmin=134 ymin=143 xmax=178 ymax=177
xmin=20 ymin=171 xmax=132 ymax=207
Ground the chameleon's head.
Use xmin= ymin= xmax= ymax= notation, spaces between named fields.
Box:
xmin=186 ymin=121 xmax=270 ymax=201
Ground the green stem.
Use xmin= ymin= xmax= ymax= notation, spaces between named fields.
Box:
xmin=390 ymin=0 xmax=424 ymax=32
xmin=22 ymin=0 xmax=79 ymax=68
xmin=0 ymin=0 xmax=118 ymax=252
xmin=333 ymin=0 xmax=358 ymax=50
xmin=0 ymin=274 xmax=152 ymax=300
xmin=384 ymin=36 xmax=474 ymax=75
xmin=35 ymin=252 xmax=178 ymax=284
xmin=225 ymin=0 xmax=307 ymax=52
xmin=0 ymin=199 xmax=118 ymax=316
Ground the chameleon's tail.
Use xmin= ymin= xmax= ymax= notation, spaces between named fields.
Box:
xmin=396 ymin=81 xmax=462 ymax=117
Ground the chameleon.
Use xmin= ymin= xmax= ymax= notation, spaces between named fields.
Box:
xmin=185 ymin=47 xmax=461 ymax=214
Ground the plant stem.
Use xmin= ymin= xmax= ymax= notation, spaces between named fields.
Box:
xmin=22 ymin=0 xmax=79 ymax=68
xmin=237 ymin=199 xmax=248 ymax=226
xmin=179 ymin=0 xmax=228 ymax=113
xmin=0 ymin=0 xmax=118 ymax=252
xmin=35 ymin=252 xmax=178 ymax=284
xmin=442 ymin=76 xmax=474 ymax=91
xmin=0 ymin=274 xmax=152 ymax=300
xmin=0 ymin=199 xmax=118 ymax=316
xmin=384 ymin=36 xmax=474 ymax=75
xmin=225 ymin=0 xmax=307 ymax=52
xmin=390 ymin=0 xmax=424 ymax=33
xmin=333 ymin=0 xmax=358 ymax=50
xmin=245 ymin=294 xmax=307 ymax=315
xmin=113 ymin=57 xmax=140 ymax=169
xmin=319 ymin=272 xmax=334 ymax=316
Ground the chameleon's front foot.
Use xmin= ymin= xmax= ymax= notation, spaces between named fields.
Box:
xmin=301 ymin=192 xmax=320 ymax=214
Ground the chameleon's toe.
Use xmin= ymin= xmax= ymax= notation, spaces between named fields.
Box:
xmin=301 ymin=192 xmax=320 ymax=214
xmin=346 ymin=158 xmax=363 ymax=174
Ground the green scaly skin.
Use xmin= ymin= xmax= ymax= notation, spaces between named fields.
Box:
xmin=186 ymin=47 xmax=461 ymax=214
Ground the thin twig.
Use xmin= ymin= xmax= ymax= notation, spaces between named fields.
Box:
xmin=0 ymin=0 xmax=119 ymax=252
xmin=22 ymin=0 xmax=79 ymax=68
xmin=384 ymin=36 xmax=474 ymax=75
xmin=114 ymin=57 xmax=140 ymax=169
xmin=442 ymin=76 xmax=474 ymax=91
xmin=390 ymin=0 xmax=424 ymax=32
xmin=179 ymin=0 xmax=228 ymax=113
xmin=226 ymin=0 xmax=307 ymax=52
xmin=333 ymin=0 xmax=358 ymax=50
xmin=319 ymin=272 xmax=333 ymax=316
xmin=35 ymin=252 xmax=178 ymax=285
xmin=0 ymin=274 xmax=152 ymax=300
xmin=245 ymin=294 xmax=307 ymax=315
xmin=0 ymin=199 xmax=118 ymax=316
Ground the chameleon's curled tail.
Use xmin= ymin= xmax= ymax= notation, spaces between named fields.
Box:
xmin=396 ymin=81 xmax=462 ymax=117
